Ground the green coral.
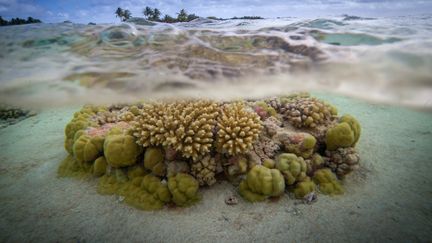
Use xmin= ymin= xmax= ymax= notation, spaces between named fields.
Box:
xmin=72 ymin=134 xmax=104 ymax=163
xmin=103 ymin=134 xmax=143 ymax=167
xmin=255 ymin=101 xmax=278 ymax=117
xmin=275 ymin=153 xmax=307 ymax=185
xmin=92 ymin=156 xmax=107 ymax=177
xmin=239 ymin=165 xmax=285 ymax=202
xmin=305 ymin=153 xmax=324 ymax=176
xmin=293 ymin=177 xmax=316 ymax=199
xmin=127 ymin=164 xmax=147 ymax=179
xmin=98 ymin=173 xmax=171 ymax=210
xmin=284 ymin=133 xmax=316 ymax=158
xmin=168 ymin=173 xmax=200 ymax=207
xmin=313 ymin=168 xmax=344 ymax=195
xmin=57 ymin=155 xmax=92 ymax=178
xmin=144 ymin=147 xmax=166 ymax=177
xmin=122 ymin=175 xmax=171 ymax=210
xmin=325 ymin=114 xmax=361 ymax=151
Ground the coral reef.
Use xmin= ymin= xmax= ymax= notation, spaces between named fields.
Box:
xmin=58 ymin=94 xmax=362 ymax=210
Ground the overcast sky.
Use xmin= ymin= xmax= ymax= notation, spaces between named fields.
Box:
xmin=1 ymin=0 xmax=431 ymax=23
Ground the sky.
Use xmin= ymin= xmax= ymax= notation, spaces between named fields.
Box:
xmin=0 ymin=0 xmax=431 ymax=23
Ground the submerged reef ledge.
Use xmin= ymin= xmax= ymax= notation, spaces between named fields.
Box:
xmin=58 ymin=93 xmax=361 ymax=210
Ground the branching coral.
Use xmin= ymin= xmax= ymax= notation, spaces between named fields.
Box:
xmin=163 ymin=100 xmax=219 ymax=160
xmin=216 ymin=102 xmax=262 ymax=155
xmin=133 ymin=100 xmax=219 ymax=160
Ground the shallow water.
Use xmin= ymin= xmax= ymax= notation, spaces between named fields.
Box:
xmin=0 ymin=15 xmax=431 ymax=108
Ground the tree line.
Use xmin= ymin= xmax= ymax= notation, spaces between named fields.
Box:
xmin=0 ymin=16 xmax=42 ymax=26
xmin=115 ymin=7 xmax=262 ymax=23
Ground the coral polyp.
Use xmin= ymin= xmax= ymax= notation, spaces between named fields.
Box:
xmin=58 ymin=94 xmax=361 ymax=210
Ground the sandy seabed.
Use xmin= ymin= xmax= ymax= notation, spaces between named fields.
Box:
xmin=0 ymin=94 xmax=431 ymax=242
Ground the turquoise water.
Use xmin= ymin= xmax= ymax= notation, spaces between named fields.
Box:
xmin=0 ymin=15 xmax=431 ymax=108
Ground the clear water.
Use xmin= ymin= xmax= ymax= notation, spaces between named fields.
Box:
xmin=0 ymin=15 xmax=431 ymax=108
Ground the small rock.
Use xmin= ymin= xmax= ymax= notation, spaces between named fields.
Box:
xmin=225 ymin=195 xmax=238 ymax=205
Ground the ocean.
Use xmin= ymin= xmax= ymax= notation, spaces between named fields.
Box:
xmin=0 ymin=15 xmax=431 ymax=108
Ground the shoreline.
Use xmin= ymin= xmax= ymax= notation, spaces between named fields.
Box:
xmin=0 ymin=95 xmax=431 ymax=242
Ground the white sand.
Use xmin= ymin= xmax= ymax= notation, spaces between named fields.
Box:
xmin=0 ymin=95 xmax=431 ymax=242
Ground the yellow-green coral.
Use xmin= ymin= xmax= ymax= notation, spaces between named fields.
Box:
xmin=103 ymin=134 xmax=143 ymax=167
xmin=168 ymin=173 xmax=200 ymax=207
xmin=305 ymin=153 xmax=324 ymax=175
xmin=325 ymin=114 xmax=361 ymax=151
xmin=92 ymin=156 xmax=107 ymax=177
xmin=127 ymin=164 xmax=147 ymax=179
xmin=275 ymin=153 xmax=307 ymax=185
xmin=190 ymin=155 xmax=217 ymax=186
xmin=72 ymin=134 xmax=104 ymax=163
xmin=121 ymin=175 xmax=171 ymax=210
xmin=98 ymin=173 xmax=171 ymax=210
xmin=57 ymin=155 xmax=92 ymax=178
xmin=239 ymin=165 xmax=285 ymax=202
xmin=293 ymin=177 xmax=316 ymax=199
xmin=313 ymin=168 xmax=344 ymax=195
xmin=284 ymin=133 xmax=316 ymax=158
xmin=216 ymin=102 xmax=262 ymax=155
xmin=144 ymin=147 xmax=166 ymax=176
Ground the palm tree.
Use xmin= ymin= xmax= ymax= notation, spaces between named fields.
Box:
xmin=115 ymin=7 xmax=124 ymax=20
xmin=123 ymin=9 xmax=132 ymax=21
xmin=143 ymin=6 xmax=154 ymax=19
xmin=152 ymin=8 xmax=161 ymax=21
xmin=162 ymin=14 xmax=176 ymax=23
xmin=177 ymin=9 xmax=188 ymax=22
xmin=0 ymin=16 xmax=8 ymax=26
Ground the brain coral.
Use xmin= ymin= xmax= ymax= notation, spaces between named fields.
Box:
xmin=216 ymin=102 xmax=262 ymax=155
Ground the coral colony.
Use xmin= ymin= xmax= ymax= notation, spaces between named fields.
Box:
xmin=58 ymin=93 xmax=361 ymax=210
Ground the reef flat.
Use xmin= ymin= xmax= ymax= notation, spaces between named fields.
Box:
xmin=0 ymin=94 xmax=431 ymax=242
